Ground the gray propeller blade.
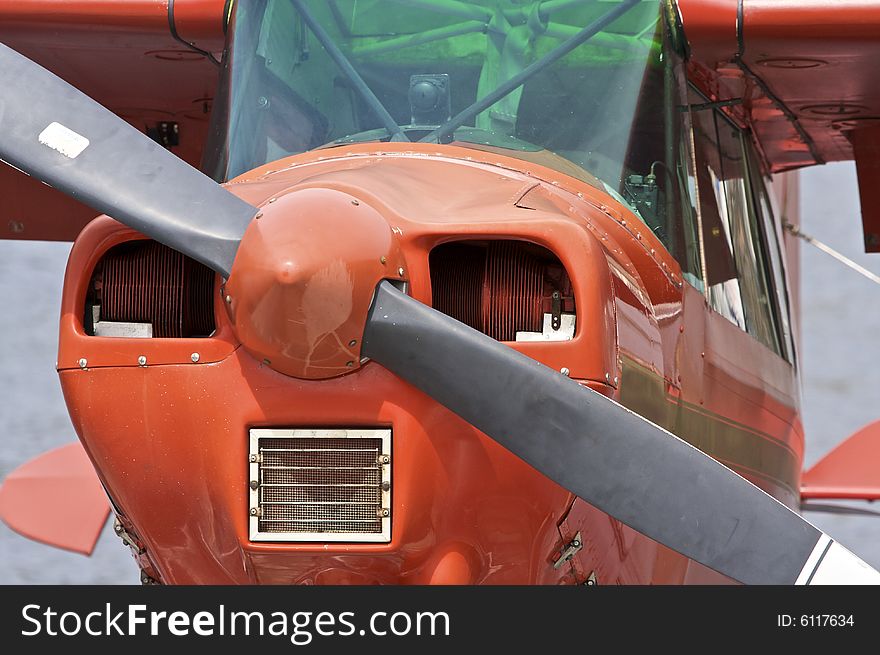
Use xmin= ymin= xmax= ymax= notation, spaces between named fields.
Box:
xmin=363 ymin=281 xmax=880 ymax=585
xmin=0 ymin=43 xmax=256 ymax=276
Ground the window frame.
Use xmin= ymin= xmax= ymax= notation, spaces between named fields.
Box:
xmin=687 ymin=85 xmax=789 ymax=359
xmin=741 ymin=139 xmax=797 ymax=364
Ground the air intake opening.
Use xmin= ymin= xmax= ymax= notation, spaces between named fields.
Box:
xmin=429 ymin=240 xmax=575 ymax=342
xmin=85 ymin=240 xmax=216 ymax=338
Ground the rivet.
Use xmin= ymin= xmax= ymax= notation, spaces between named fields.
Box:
xmin=349 ymin=339 xmax=357 ymax=347
xmin=605 ymin=373 xmax=611 ymax=383
xmin=190 ymin=352 xmax=200 ymax=363
xmin=262 ymin=358 xmax=271 ymax=366
xmin=398 ymin=267 xmax=405 ymax=276
xmin=78 ymin=358 xmax=88 ymax=369
xmin=346 ymin=360 xmax=355 ymax=368
xmin=225 ymin=295 xmax=232 ymax=304
xmin=560 ymin=367 xmax=570 ymax=377
xmin=137 ymin=355 xmax=147 ymax=367
xmin=249 ymin=508 xmax=258 ymax=516
xmin=268 ymin=197 xmax=277 ymax=203
xmin=254 ymin=212 xmax=263 ymax=220
xmin=249 ymin=480 xmax=259 ymax=490
xmin=613 ymin=377 xmax=619 ymax=385
xmin=380 ymin=256 xmax=387 ymax=265
xmin=381 ymin=481 xmax=391 ymax=491
xmin=351 ymin=199 xmax=360 ymax=206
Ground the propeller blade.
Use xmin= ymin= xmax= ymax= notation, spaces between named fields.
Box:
xmin=0 ymin=443 xmax=110 ymax=555
xmin=362 ymin=281 xmax=880 ymax=585
xmin=0 ymin=43 xmax=257 ymax=276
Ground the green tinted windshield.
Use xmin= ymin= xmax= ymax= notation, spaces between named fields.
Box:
xmin=205 ymin=0 xmax=700 ymax=284
xmin=207 ymin=0 xmax=702 ymax=294
xmin=208 ymin=1 xmax=685 ymax=215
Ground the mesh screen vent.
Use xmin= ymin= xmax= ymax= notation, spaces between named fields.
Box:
xmin=249 ymin=429 xmax=391 ymax=543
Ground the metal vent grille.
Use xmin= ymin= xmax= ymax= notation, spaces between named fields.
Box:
xmin=249 ymin=429 xmax=391 ymax=543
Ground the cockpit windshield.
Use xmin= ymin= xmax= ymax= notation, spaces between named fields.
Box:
xmin=206 ymin=0 xmax=699 ymax=273
xmin=208 ymin=1 xmax=682 ymax=189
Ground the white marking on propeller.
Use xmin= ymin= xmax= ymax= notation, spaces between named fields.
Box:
xmin=795 ymin=534 xmax=831 ymax=585
xmin=795 ymin=535 xmax=880 ymax=584
xmin=806 ymin=542 xmax=880 ymax=585
xmin=38 ymin=122 xmax=90 ymax=159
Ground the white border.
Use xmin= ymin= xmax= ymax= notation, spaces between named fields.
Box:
xmin=249 ymin=428 xmax=391 ymax=543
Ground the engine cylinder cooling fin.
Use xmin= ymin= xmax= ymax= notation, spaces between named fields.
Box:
xmin=429 ymin=240 xmax=575 ymax=342
xmin=483 ymin=241 xmax=545 ymax=342
xmin=89 ymin=240 xmax=215 ymax=338
xmin=428 ymin=243 xmax=486 ymax=332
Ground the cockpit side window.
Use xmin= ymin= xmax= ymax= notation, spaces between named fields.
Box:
xmin=689 ymin=87 xmax=784 ymax=356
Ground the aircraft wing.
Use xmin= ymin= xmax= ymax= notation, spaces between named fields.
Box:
xmin=0 ymin=0 xmax=227 ymax=241
xmin=679 ymin=0 xmax=880 ymax=251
